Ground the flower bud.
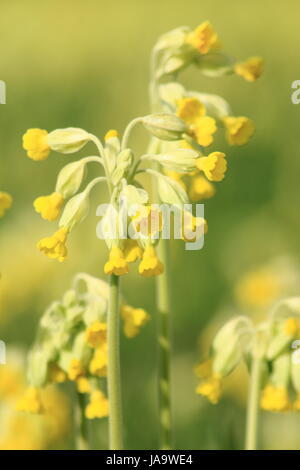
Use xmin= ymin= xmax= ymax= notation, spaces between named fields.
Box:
xmin=156 ymin=173 xmax=189 ymax=207
xmin=59 ymin=191 xmax=90 ymax=231
xmin=56 ymin=161 xmax=86 ymax=199
xmin=145 ymin=148 xmax=198 ymax=173
xmin=142 ymin=113 xmax=187 ymax=141
xmin=111 ymin=149 xmax=133 ymax=185
xmin=48 ymin=127 xmax=90 ymax=154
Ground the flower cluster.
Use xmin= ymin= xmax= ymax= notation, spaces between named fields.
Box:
xmin=195 ymin=297 xmax=300 ymax=412
xmin=18 ymin=273 xmax=149 ymax=420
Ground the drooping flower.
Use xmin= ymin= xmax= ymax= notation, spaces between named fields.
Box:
xmin=234 ymin=57 xmax=263 ymax=82
xmin=197 ymin=152 xmax=227 ymax=182
xmin=189 ymin=174 xmax=216 ymax=201
xmin=34 ymin=192 xmax=64 ymax=221
xmin=16 ymin=387 xmax=44 ymax=414
xmin=186 ymin=21 xmax=221 ymax=54
xmin=196 ymin=374 xmax=222 ymax=404
xmin=22 ymin=129 xmax=50 ymax=161
xmin=85 ymin=390 xmax=109 ymax=419
xmin=0 ymin=192 xmax=12 ymax=218
xmin=177 ymin=97 xmax=217 ymax=147
xmin=123 ymin=239 xmax=143 ymax=263
xmin=138 ymin=245 xmax=164 ymax=277
xmin=37 ymin=227 xmax=68 ymax=262
xmin=121 ymin=305 xmax=150 ymax=338
xmin=223 ymin=116 xmax=255 ymax=146
xmin=260 ymin=384 xmax=291 ymax=412
xmin=85 ymin=321 xmax=107 ymax=348
xmin=104 ymin=246 xmax=129 ymax=276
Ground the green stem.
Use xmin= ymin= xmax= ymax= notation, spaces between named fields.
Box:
xmin=107 ymin=274 xmax=123 ymax=450
xmin=156 ymin=236 xmax=173 ymax=450
xmin=75 ymin=392 xmax=89 ymax=450
xmin=245 ymin=354 xmax=262 ymax=450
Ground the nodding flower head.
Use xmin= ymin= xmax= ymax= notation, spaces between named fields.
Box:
xmin=22 ymin=128 xmax=50 ymax=161
xmin=223 ymin=116 xmax=255 ymax=146
xmin=121 ymin=305 xmax=150 ymax=338
xmin=234 ymin=57 xmax=264 ymax=82
xmin=138 ymin=245 xmax=164 ymax=278
xmin=186 ymin=21 xmax=221 ymax=55
xmin=37 ymin=227 xmax=68 ymax=262
xmin=260 ymin=384 xmax=292 ymax=412
xmin=196 ymin=374 xmax=222 ymax=404
xmin=34 ymin=192 xmax=64 ymax=221
xmin=197 ymin=152 xmax=227 ymax=182
xmin=123 ymin=239 xmax=143 ymax=263
xmin=104 ymin=246 xmax=129 ymax=276
xmin=189 ymin=174 xmax=216 ymax=201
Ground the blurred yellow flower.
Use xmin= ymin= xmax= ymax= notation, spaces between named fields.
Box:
xmin=139 ymin=245 xmax=164 ymax=277
xmin=68 ymin=358 xmax=85 ymax=381
xmin=197 ymin=152 xmax=227 ymax=182
xmin=22 ymin=128 xmax=50 ymax=161
xmin=121 ymin=305 xmax=150 ymax=338
xmin=123 ymin=239 xmax=143 ymax=263
xmin=189 ymin=174 xmax=215 ymax=201
xmin=49 ymin=364 xmax=67 ymax=384
xmin=196 ymin=374 xmax=222 ymax=404
xmin=0 ymin=364 xmax=24 ymax=400
xmin=104 ymin=246 xmax=129 ymax=276
xmin=260 ymin=384 xmax=291 ymax=412
xmin=16 ymin=387 xmax=43 ymax=414
xmin=284 ymin=317 xmax=300 ymax=337
xmin=37 ymin=227 xmax=68 ymax=262
xmin=33 ymin=192 xmax=64 ymax=221
xmin=76 ymin=377 xmax=91 ymax=394
xmin=235 ymin=269 xmax=280 ymax=310
xmin=85 ymin=390 xmax=109 ymax=419
xmin=89 ymin=343 xmax=108 ymax=377
xmin=85 ymin=321 xmax=107 ymax=348
xmin=223 ymin=116 xmax=255 ymax=146
xmin=187 ymin=21 xmax=221 ymax=54
xmin=234 ymin=57 xmax=264 ymax=82
xmin=0 ymin=192 xmax=12 ymax=218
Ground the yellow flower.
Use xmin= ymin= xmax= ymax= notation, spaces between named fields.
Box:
xmin=197 ymin=152 xmax=227 ymax=182
xmin=49 ymin=364 xmax=66 ymax=384
xmin=16 ymin=386 xmax=44 ymax=414
xmin=33 ymin=192 xmax=64 ymax=221
xmin=104 ymin=246 xmax=129 ymax=276
xmin=284 ymin=317 xmax=300 ymax=337
xmin=196 ymin=374 xmax=222 ymax=404
xmin=37 ymin=227 xmax=68 ymax=262
xmin=176 ymin=97 xmax=217 ymax=147
xmin=194 ymin=359 xmax=212 ymax=379
xmin=138 ymin=245 xmax=164 ymax=278
xmin=89 ymin=343 xmax=108 ymax=377
xmin=76 ymin=377 xmax=91 ymax=394
xmin=189 ymin=174 xmax=216 ymax=201
xmin=85 ymin=390 xmax=109 ymax=419
xmin=235 ymin=269 xmax=280 ymax=309
xmin=182 ymin=212 xmax=208 ymax=242
xmin=121 ymin=305 xmax=150 ymax=338
xmin=0 ymin=192 xmax=12 ymax=218
xmin=223 ymin=116 xmax=255 ymax=146
xmin=123 ymin=239 xmax=143 ymax=263
xmin=260 ymin=384 xmax=291 ymax=412
xmin=187 ymin=21 xmax=221 ymax=54
xmin=67 ymin=358 xmax=85 ymax=381
xmin=104 ymin=129 xmax=119 ymax=141
xmin=22 ymin=129 xmax=50 ymax=161
xmin=234 ymin=57 xmax=263 ymax=82
xmin=85 ymin=321 xmax=107 ymax=348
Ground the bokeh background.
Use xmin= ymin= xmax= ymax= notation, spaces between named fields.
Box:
xmin=1 ymin=0 xmax=300 ymax=450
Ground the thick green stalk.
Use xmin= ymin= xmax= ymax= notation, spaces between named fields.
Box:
xmin=75 ymin=392 xmax=89 ymax=450
xmin=107 ymin=274 xmax=123 ymax=450
xmin=156 ymin=237 xmax=172 ymax=450
xmin=245 ymin=355 xmax=262 ymax=450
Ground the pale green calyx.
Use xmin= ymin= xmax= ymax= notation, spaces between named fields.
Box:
xmin=142 ymin=113 xmax=187 ymax=141
xmin=143 ymin=148 xmax=198 ymax=173
xmin=48 ymin=127 xmax=90 ymax=154
xmin=55 ymin=160 xmax=86 ymax=199
xmin=59 ymin=191 xmax=90 ymax=231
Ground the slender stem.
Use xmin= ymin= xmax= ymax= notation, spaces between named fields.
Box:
xmin=156 ymin=237 xmax=172 ymax=450
xmin=245 ymin=354 xmax=262 ymax=450
xmin=107 ymin=274 xmax=123 ymax=450
xmin=75 ymin=392 xmax=89 ymax=450
xmin=121 ymin=117 xmax=144 ymax=150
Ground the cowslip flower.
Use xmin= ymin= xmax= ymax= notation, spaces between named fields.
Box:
xmin=138 ymin=245 xmax=164 ymax=277
xmin=196 ymin=152 xmax=227 ymax=182
xmin=16 ymin=386 xmax=44 ymax=414
xmin=260 ymin=384 xmax=291 ymax=412
xmin=0 ymin=192 xmax=12 ymax=217
xmin=85 ymin=321 xmax=107 ymax=348
xmin=121 ymin=305 xmax=150 ymax=338
xmin=34 ymin=192 xmax=64 ymax=221
xmin=85 ymin=390 xmax=109 ymax=420
xmin=234 ymin=57 xmax=264 ymax=82
xmin=176 ymin=97 xmax=217 ymax=147
xmin=76 ymin=377 xmax=91 ymax=394
xmin=223 ymin=116 xmax=255 ymax=146
xmin=104 ymin=246 xmax=129 ymax=276
xmin=189 ymin=174 xmax=215 ymax=201
xmin=89 ymin=343 xmax=108 ymax=377
xmin=37 ymin=227 xmax=68 ymax=262
xmin=186 ymin=21 xmax=221 ymax=55
xmin=22 ymin=129 xmax=50 ymax=161
xmin=67 ymin=358 xmax=85 ymax=381
xmin=123 ymin=239 xmax=143 ymax=263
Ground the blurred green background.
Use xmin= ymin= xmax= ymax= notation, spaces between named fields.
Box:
xmin=1 ymin=0 xmax=300 ymax=450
